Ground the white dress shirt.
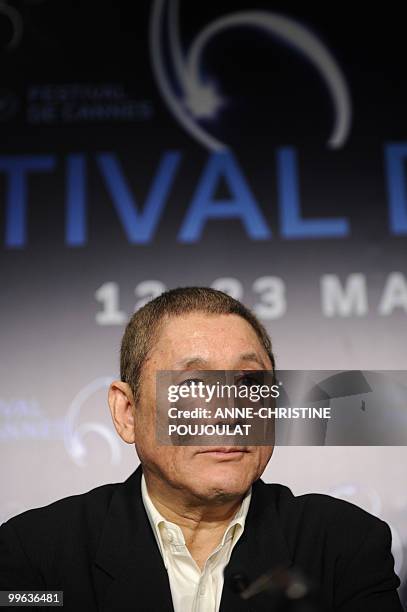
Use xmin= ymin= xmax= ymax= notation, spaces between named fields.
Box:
xmin=141 ymin=474 xmax=252 ymax=612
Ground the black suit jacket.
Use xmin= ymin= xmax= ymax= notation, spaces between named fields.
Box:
xmin=0 ymin=466 xmax=403 ymax=611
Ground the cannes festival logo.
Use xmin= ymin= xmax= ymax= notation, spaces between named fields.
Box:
xmin=64 ymin=377 xmax=121 ymax=467
xmin=150 ymin=0 xmax=352 ymax=151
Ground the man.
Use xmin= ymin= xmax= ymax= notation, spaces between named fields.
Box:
xmin=0 ymin=287 xmax=403 ymax=611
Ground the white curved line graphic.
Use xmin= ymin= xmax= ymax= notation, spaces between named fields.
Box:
xmin=150 ymin=0 xmax=352 ymax=150
xmin=64 ymin=376 xmax=120 ymax=467
xmin=150 ymin=0 xmax=225 ymax=151
xmin=73 ymin=421 xmax=122 ymax=465
xmin=168 ymin=0 xmax=186 ymax=91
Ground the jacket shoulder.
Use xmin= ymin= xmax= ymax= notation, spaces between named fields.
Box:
xmin=256 ymin=483 xmax=401 ymax=609
xmin=260 ymin=481 xmax=392 ymax=556
xmin=263 ymin=480 xmax=384 ymax=524
xmin=1 ymin=480 xmax=119 ymax=553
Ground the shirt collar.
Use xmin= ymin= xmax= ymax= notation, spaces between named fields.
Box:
xmin=141 ymin=472 xmax=169 ymax=561
xmin=141 ymin=472 xmax=252 ymax=552
xmin=221 ymin=484 xmax=251 ymax=545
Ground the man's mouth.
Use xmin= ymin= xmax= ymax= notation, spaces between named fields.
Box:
xmin=198 ymin=447 xmax=249 ymax=455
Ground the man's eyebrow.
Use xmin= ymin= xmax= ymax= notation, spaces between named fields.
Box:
xmin=238 ymin=352 xmax=268 ymax=368
xmin=174 ymin=356 xmax=209 ymax=369
xmin=174 ymin=353 xmax=269 ymax=369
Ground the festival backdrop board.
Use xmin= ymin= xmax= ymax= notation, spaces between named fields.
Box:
xmin=0 ymin=1 xmax=406 ymax=604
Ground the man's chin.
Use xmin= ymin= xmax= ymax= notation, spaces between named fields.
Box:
xmin=190 ymin=468 xmax=252 ymax=501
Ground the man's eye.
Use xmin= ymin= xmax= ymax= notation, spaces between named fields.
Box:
xmin=179 ymin=378 xmax=203 ymax=388
xmin=236 ymin=374 xmax=261 ymax=388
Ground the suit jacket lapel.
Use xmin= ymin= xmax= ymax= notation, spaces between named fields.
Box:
xmin=92 ymin=465 xmax=174 ymax=612
xmin=220 ymin=478 xmax=293 ymax=612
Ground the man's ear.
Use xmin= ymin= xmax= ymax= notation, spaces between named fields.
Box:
xmin=108 ymin=381 xmax=136 ymax=444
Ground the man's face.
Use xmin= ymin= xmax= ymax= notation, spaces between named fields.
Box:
xmin=131 ymin=312 xmax=274 ymax=503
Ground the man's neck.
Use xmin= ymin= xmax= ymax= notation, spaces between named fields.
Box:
xmin=143 ymin=470 xmax=245 ymax=569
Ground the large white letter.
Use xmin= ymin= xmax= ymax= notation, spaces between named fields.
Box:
xmin=321 ymin=274 xmax=367 ymax=316
xmin=378 ymin=273 xmax=407 ymax=315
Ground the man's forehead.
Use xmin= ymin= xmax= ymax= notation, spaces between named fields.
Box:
xmin=157 ymin=311 xmax=260 ymax=339
xmin=147 ymin=312 xmax=270 ymax=367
